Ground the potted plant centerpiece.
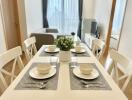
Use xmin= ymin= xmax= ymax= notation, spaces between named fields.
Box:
xmin=55 ymin=36 xmax=74 ymax=62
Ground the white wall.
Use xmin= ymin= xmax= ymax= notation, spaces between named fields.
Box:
xmin=23 ymin=0 xmax=94 ymax=35
xmin=94 ymin=0 xmax=112 ymax=40
xmin=0 ymin=2 xmax=7 ymax=54
xmin=118 ymin=0 xmax=132 ymax=59
xmin=83 ymin=0 xmax=94 ymax=18
xmin=24 ymin=0 xmax=43 ymax=35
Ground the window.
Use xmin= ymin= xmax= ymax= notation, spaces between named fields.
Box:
xmin=47 ymin=0 xmax=79 ymax=35
xmin=112 ymin=0 xmax=127 ymax=40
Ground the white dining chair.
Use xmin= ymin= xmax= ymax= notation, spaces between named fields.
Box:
xmin=92 ymin=39 xmax=105 ymax=59
xmin=108 ymin=49 xmax=132 ymax=91
xmin=0 ymin=46 xmax=24 ymax=92
xmin=23 ymin=37 xmax=37 ymax=61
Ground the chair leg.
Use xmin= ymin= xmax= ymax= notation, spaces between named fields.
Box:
xmin=17 ymin=57 xmax=24 ymax=70
xmin=114 ymin=63 xmax=119 ymax=85
xmin=122 ymin=75 xmax=131 ymax=91
xmin=107 ymin=62 xmax=114 ymax=75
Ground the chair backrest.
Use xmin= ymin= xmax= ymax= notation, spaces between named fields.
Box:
xmin=109 ymin=49 xmax=130 ymax=74
xmin=108 ymin=49 xmax=132 ymax=91
xmin=45 ymin=28 xmax=58 ymax=33
xmin=0 ymin=46 xmax=24 ymax=91
xmin=92 ymin=39 xmax=105 ymax=59
xmin=30 ymin=33 xmax=54 ymax=50
xmin=23 ymin=37 xmax=37 ymax=61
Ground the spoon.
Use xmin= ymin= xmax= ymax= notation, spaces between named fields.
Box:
xmin=39 ymin=82 xmax=47 ymax=89
xmin=83 ymin=84 xmax=105 ymax=88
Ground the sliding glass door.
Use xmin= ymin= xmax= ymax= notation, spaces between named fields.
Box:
xmin=110 ymin=0 xmax=127 ymax=49
xmin=112 ymin=0 xmax=127 ymax=40
xmin=47 ymin=0 xmax=79 ymax=35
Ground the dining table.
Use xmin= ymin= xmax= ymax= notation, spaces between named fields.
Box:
xmin=0 ymin=43 xmax=128 ymax=100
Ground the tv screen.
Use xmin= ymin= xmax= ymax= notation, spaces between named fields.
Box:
xmin=91 ymin=21 xmax=97 ymax=34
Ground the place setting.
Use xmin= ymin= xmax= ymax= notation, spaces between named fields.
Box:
xmin=69 ymin=63 xmax=112 ymax=90
xmin=71 ymin=42 xmax=90 ymax=57
xmin=40 ymin=45 xmax=60 ymax=57
xmin=15 ymin=58 xmax=59 ymax=90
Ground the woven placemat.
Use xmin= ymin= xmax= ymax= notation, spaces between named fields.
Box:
xmin=15 ymin=63 xmax=60 ymax=90
xmin=69 ymin=63 xmax=112 ymax=90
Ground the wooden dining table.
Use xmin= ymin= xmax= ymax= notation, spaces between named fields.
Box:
xmin=0 ymin=44 xmax=128 ymax=100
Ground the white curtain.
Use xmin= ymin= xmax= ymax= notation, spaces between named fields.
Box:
xmin=47 ymin=0 xmax=79 ymax=35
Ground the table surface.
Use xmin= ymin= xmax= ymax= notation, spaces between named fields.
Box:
xmin=0 ymin=44 xmax=128 ymax=100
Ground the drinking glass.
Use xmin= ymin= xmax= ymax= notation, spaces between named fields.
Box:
xmin=50 ymin=56 xmax=58 ymax=68
xmin=71 ymin=57 xmax=78 ymax=68
xmin=76 ymin=41 xmax=81 ymax=46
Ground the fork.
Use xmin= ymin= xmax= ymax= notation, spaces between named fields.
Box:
xmin=80 ymin=80 xmax=103 ymax=85
xmin=24 ymin=81 xmax=48 ymax=85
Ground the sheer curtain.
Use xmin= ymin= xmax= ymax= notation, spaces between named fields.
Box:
xmin=47 ymin=0 xmax=79 ymax=35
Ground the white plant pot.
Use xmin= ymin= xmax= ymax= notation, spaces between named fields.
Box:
xmin=59 ymin=51 xmax=71 ymax=62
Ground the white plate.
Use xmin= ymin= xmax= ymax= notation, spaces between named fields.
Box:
xmin=73 ymin=67 xmax=99 ymax=80
xmin=29 ymin=67 xmax=56 ymax=79
xmin=71 ymin=48 xmax=86 ymax=54
xmin=44 ymin=48 xmax=59 ymax=53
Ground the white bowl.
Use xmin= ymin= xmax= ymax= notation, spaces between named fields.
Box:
xmin=37 ymin=64 xmax=51 ymax=75
xmin=79 ymin=64 xmax=93 ymax=75
xmin=75 ymin=46 xmax=82 ymax=52
xmin=48 ymin=45 xmax=56 ymax=51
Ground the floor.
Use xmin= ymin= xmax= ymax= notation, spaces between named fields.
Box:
xmin=0 ymin=53 xmax=132 ymax=100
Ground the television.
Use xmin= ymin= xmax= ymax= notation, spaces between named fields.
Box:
xmin=91 ymin=21 xmax=97 ymax=35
